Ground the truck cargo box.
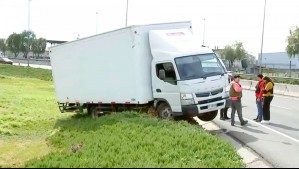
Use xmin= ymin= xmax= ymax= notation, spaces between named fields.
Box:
xmin=50 ymin=21 xmax=192 ymax=105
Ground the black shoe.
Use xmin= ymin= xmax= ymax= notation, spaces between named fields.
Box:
xmin=253 ymin=118 xmax=258 ymax=121
xmin=231 ymin=123 xmax=235 ymax=126
xmin=220 ymin=117 xmax=225 ymax=120
xmin=241 ymin=120 xmax=248 ymax=126
xmin=224 ymin=117 xmax=231 ymax=120
xmin=256 ymin=119 xmax=262 ymax=122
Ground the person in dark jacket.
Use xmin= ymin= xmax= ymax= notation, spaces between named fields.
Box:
xmin=220 ymin=100 xmax=231 ymax=120
xmin=220 ymin=73 xmax=233 ymax=120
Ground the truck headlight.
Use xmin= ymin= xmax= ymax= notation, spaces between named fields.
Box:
xmin=181 ymin=94 xmax=195 ymax=105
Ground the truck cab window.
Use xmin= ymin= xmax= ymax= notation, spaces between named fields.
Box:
xmin=156 ymin=63 xmax=177 ymax=85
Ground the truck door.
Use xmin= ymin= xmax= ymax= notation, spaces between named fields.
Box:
xmin=152 ymin=62 xmax=182 ymax=113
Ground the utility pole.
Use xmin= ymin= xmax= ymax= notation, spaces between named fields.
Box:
xmin=202 ymin=18 xmax=206 ymax=47
xmin=125 ymin=0 xmax=129 ymax=27
xmin=27 ymin=0 xmax=31 ymax=67
xmin=259 ymin=0 xmax=267 ymax=74
xmin=289 ymin=60 xmax=292 ymax=77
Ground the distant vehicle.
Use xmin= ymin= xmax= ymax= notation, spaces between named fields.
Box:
xmin=0 ymin=57 xmax=13 ymax=65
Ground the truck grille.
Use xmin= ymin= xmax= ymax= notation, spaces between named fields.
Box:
xmin=196 ymin=88 xmax=223 ymax=97
xmin=198 ymin=97 xmax=223 ymax=104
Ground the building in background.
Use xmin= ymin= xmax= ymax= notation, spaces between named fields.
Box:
xmin=258 ymin=52 xmax=299 ymax=70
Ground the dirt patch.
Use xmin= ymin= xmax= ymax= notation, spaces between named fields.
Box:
xmin=0 ymin=138 xmax=51 ymax=167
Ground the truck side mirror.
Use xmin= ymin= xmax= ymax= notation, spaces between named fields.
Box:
xmin=159 ymin=69 xmax=166 ymax=80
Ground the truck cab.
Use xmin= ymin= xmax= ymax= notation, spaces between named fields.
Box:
xmin=150 ymin=29 xmax=228 ymax=121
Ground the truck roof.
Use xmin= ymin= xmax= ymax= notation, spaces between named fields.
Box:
xmin=49 ymin=21 xmax=192 ymax=50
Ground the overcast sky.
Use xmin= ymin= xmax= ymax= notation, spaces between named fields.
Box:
xmin=0 ymin=0 xmax=299 ymax=57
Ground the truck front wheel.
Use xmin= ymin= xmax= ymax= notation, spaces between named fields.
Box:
xmin=197 ymin=110 xmax=218 ymax=121
xmin=157 ymin=103 xmax=173 ymax=120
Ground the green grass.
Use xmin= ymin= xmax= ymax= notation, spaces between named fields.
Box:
xmin=25 ymin=112 xmax=244 ymax=168
xmin=0 ymin=64 xmax=244 ymax=168
xmin=0 ymin=64 xmax=52 ymax=81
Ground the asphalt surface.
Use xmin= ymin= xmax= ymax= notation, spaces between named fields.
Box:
xmin=13 ymin=63 xmax=52 ymax=69
xmin=213 ymin=90 xmax=299 ymax=168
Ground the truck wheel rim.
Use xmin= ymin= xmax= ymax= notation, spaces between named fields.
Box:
xmin=161 ymin=108 xmax=172 ymax=119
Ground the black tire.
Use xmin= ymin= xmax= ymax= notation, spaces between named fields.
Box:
xmin=157 ymin=103 xmax=173 ymax=120
xmin=89 ymin=106 xmax=98 ymax=118
xmin=197 ymin=110 xmax=218 ymax=121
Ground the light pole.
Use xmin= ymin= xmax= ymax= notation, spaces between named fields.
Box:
xmin=125 ymin=0 xmax=129 ymax=27
xmin=259 ymin=0 xmax=267 ymax=74
xmin=202 ymin=18 xmax=206 ymax=47
xmin=96 ymin=12 xmax=99 ymax=34
xmin=27 ymin=0 xmax=31 ymax=67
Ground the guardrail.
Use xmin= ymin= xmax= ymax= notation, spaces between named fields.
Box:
xmin=236 ymin=73 xmax=299 ymax=81
xmin=8 ymin=58 xmax=51 ymax=66
xmin=240 ymin=79 xmax=299 ymax=97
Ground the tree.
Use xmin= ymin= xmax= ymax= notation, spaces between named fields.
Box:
xmin=241 ymin=59 xmax=248 ymax=70
xmin=220 ymin=41 xmax=247 ymax=70
xmin=0 ymin=39 xmax=8 ymax=57
xmin=20 ymin=30 xmax=36 ymax=58
xmin=247 ymin=54 xmax=257 ymax=65
xmin=286 ymin=26 xmax=299 ymax=58
xmin=221 ymin=45 xmax=235 ymax=70
xmin=234 ymin=41 xmax=246 ymax=61
xmin=32 ymin=38 xmax=47 ymax=57
xmin=6 ymin=33 xmax=22 ymax=58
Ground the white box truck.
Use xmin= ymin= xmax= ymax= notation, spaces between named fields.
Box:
xmin=50 ymin=21 xmax=230 ymax=121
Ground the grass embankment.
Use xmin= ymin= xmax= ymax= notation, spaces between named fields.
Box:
xmin=0 ymin=64 xmax=244 ymax=168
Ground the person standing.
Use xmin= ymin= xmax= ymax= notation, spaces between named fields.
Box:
xmin=262 ymin=76 xmax=274 ymax=124
xmin=229 ymin=75 xmax=248 ymax=126
xmin=254 ymin=74 xmax=264 ymax=122
xmin=220 ymin=102 xmax=231 ymax=120
xmin=220 ymin=73 xmax=233 ymax=120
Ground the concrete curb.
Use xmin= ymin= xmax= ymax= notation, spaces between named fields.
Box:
xmin=193 ymin=117 xmax=273 ymax=168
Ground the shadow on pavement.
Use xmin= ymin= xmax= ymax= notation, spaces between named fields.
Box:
xmin=226 ymin=130 xmax=258 ymax=144
xmin=242 ymin=124 xmax=269 ymax=134
xmin=269 ymin=123 xmax=299 ymax=131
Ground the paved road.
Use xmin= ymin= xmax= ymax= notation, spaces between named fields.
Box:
xmin=213 ymin=90 xmax=299 ymax=167
xmin=13 ymin=63 xmax=52 ymax=70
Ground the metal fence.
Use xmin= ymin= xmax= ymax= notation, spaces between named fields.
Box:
xmin=8 ymin=58 xmax=51 ymax=66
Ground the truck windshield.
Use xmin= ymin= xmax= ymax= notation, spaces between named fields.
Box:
xmin=175 ymin=53 xmax=225 ymax=80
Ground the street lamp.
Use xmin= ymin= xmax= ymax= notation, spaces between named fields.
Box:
xmin=96 ymin=12 xmax=99 ymax=34
xmin=259 ymin=0 xmax=267 ymax=74
xmin=125 ymin=0 xmax=129 ymax=27
xmin=202 ymin=18 xmax=206 ymax=47
xmin=27 ymin=0 xmax=31 ymax=67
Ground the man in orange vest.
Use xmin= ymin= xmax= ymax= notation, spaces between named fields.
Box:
xmin=229 ymin=75 xmax=248 ymax=126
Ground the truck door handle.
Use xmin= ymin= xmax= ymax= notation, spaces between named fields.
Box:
xmin=156 ymin=89 xmax=162 ymax=93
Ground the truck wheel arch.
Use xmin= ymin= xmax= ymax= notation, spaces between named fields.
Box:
xmin=154 ymin=99 xmax=171 ymax=110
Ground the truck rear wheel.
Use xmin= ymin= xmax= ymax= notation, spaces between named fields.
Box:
xmin=197 ymin=110 xmax=218 ymax=121
xmin=88 ymin=106 xmax=101 ymax=118
xmin=157 ymin=103 xmax=173 ymax=120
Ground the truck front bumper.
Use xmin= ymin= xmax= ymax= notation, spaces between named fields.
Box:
xmin=181 ymin=100 xmax=225 ymax=117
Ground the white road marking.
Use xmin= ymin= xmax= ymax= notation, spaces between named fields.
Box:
xmin=243 ymin=117 xmax=299 ymax=144
xmin=272 ymin=105 xmax=292 ymax=110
